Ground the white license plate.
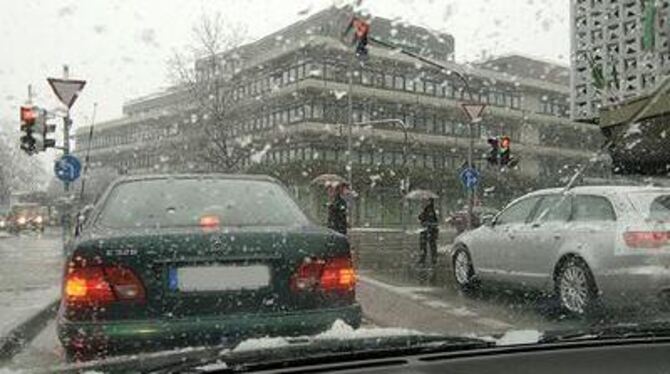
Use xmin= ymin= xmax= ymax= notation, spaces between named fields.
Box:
xmin=176 ymin=265 xmax=270 ymax=292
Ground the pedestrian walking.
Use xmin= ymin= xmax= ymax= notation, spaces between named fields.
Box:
xmin=327 ymin=183 xmax=348 ymax=235
xmin=418 ymin=198 xmax=439 ymax=266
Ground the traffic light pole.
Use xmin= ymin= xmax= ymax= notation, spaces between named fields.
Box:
xmin=467 ymin=121 xmax=475 ymax=230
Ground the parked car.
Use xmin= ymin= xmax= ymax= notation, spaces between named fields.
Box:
xmin=57 ymin=174 xmax=361 ymax=360
xmin=451 ymin=186 xmax=670 ymax=315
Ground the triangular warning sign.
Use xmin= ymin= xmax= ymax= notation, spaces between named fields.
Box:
xmin=47 ymin=78 xmax=86 ymax=109
xmin=460 ymin=102 xmax=486 ymax=122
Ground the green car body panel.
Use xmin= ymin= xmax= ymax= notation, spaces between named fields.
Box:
xmin=57 ymin=175 xmax=361 ymax=355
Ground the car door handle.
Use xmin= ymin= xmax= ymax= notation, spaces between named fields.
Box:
xmin=554 ymin=234 xmax=561 ymax=240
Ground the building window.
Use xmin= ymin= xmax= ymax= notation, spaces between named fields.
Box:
xmin=394 ymin=75 xmax=405 ymax=90
xmin=384 ymin=74 xmax=394 ymax=89
xmin=425 ymin=81 xmax=436 ymax=96
xmin=362 ymin=70 xmax=372 ymax=85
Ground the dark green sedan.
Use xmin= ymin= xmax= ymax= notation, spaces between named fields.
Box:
xmin=57 ymin=174 xmax=361 ymax=360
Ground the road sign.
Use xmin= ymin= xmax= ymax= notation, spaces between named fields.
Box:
xmin=54 ymin=155 xmax=82 ymax=182
xmin=460 ymin=102 xmax=486 ymax=122
xmin=460 ymin=167 xmax=480 ymax=189
xmin=47 ymin=78 xmax=86 ymax=108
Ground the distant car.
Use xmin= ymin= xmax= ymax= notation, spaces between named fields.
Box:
xmin=57 ymin=174 xmax=361 ymax=360
xmin=7 ymin=203 xmax=46 ymax=233
xmin=451 ymin=186 xmax=670 ymax=316
xmin=448 ymin=207 xmax=499 ymax=234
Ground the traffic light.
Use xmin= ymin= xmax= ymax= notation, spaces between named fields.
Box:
xmin=20 ymin=106 xmax=37 ymax=155
xmin=345 ymin=17 xmax=370 ymax=59
xmin=33 ymin=110 xmax=56 ymax=151
xmin=20 ymin=106 xmax=54 ymax=155
xmin=487 ymin=137 xmax=499 ymax=166
xmin=499 ymin=135 xmax=511 ymax=166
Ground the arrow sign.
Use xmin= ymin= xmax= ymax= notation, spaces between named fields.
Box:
xmin=460 ymin=102 xmax=486 ymax=122
xmin=54 ymin=154 xmax=82 ymax=182
xmin=47 ymin=78 xmax=86 ymax=108
xmin=459 ymin=167 xmax=480 ymax=190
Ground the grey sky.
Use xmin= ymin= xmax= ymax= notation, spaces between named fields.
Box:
xmin=0 ymin=0 xmax=570 ymax=132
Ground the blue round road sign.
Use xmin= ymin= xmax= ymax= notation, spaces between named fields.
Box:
xmin=54 ymin=155 xmax=81 ymax=182
xmin=459 ymin=167 xmax=480 ymax=189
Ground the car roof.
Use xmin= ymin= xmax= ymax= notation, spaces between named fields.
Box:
xmin=525 ymin=185 xmax=670 ymax=198
xmin=110 ymin=173 xmax=281 ymax=184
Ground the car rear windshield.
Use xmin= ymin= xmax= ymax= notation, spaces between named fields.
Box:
xmin=628 ymin=192 xmax=670 ymax=221
xmin=96 ymin=178 xmax=310 ymax=229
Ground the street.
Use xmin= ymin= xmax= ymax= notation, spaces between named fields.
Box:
xmin=5 ymin=231 xmax=670 ymax=372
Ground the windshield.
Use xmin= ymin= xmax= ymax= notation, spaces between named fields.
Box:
xmin=6 ymin=0 xmax=670 ymax=372
xmin=96 ymin=178 xmax=309 ymax=229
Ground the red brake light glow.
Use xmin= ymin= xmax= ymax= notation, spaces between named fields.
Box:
xmin=291 ymin=256 xmax=356 ymax=292
xmin=624 ymin=231 xmax=669 ymax=249
xmin=199 ymin=214 xmax=220 ymax=230
xmin=64 ymin=265 xmax=145 ymax=304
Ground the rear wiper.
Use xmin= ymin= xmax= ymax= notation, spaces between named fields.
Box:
xmin=540 ymin=321 xmax=670 ymax=344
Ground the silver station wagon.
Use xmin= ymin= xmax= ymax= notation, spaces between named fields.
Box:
xmin=451 ymin=186 xmax=670 ymax=315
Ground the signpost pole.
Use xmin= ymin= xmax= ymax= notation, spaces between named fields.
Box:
xmin=47 ymin=65 xmax=86 ymax=248
xmin=467 ymin=120 xmax=474 ymax=230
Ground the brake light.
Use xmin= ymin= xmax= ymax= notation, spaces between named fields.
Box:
xmin=624 ymin=231 xmax=669 ymax=249
xmin=199 ymin=215 xmax=220 ymax=230
xmin=291 ymin=256 xmax=356 ymax=292
xmin=64 ymin=265 xmax=145 ymax=304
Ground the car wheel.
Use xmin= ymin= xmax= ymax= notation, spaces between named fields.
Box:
xmin=556 ymin=257 xmax=598 ymax=316
xmin=452 ymin=247 xmax=476 ymax=292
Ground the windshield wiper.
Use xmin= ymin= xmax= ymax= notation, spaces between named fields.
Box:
xmin=51 ymin=333 xmax=493 ymax=374
xmin=540 ymin=321 xmax=670 ymax=345
xmin=165 ymin=334 xmax=494 ymax=374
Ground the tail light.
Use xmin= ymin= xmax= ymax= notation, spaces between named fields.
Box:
xmin=624 ymin=231 xmax=670 ymax=248
xmin=291 ymin=256 xmax=356 ymax=292
xmin=64 ymin=265 xmax=146 ymax=305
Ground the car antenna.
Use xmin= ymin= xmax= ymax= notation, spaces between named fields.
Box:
xmin=78 ymin=102 xmax=97 ymax=203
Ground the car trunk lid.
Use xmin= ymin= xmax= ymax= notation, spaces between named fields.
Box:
xmin=64 ymin=226 xmax=353 ymax=321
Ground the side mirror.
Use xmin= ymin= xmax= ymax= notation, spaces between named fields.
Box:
xmin=481 ymin=214 xmax=495 ymax=227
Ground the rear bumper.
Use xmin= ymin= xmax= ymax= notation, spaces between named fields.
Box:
xmin=57 ymin=304 xmax=362 ymax=354
xmin=596 ymin=266 xmax=670 ymax=305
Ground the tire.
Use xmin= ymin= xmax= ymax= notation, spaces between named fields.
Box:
xmin=555 ymin=257 xmax=598 ymax=316
xmin=452 ymin=247 xmax=476 ymax=292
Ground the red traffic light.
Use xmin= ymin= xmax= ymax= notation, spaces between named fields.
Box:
xmin=500 ymin=135 xmax=511 ymax=149
xmin=20 ymin=106 xmax=37 ymax=125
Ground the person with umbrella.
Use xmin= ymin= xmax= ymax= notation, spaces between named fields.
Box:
xmin=327 ymin=182 xmax=348 ymax=235
xmin=418 ymin=197 xmax=439 ymax=266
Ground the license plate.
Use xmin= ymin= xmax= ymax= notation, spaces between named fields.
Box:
xmin=169 ymin=265 xmax=270 ymax=292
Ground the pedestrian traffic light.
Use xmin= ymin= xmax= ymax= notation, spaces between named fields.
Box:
xmin=487 ymin=137 xmax=499 ymax=166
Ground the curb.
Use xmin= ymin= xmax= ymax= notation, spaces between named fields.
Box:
xmin=0 ymin=298 xmax=60 ymax=362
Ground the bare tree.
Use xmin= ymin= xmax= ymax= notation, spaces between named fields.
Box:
xmin=168 ymin=12 xmax=253 ymax=172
